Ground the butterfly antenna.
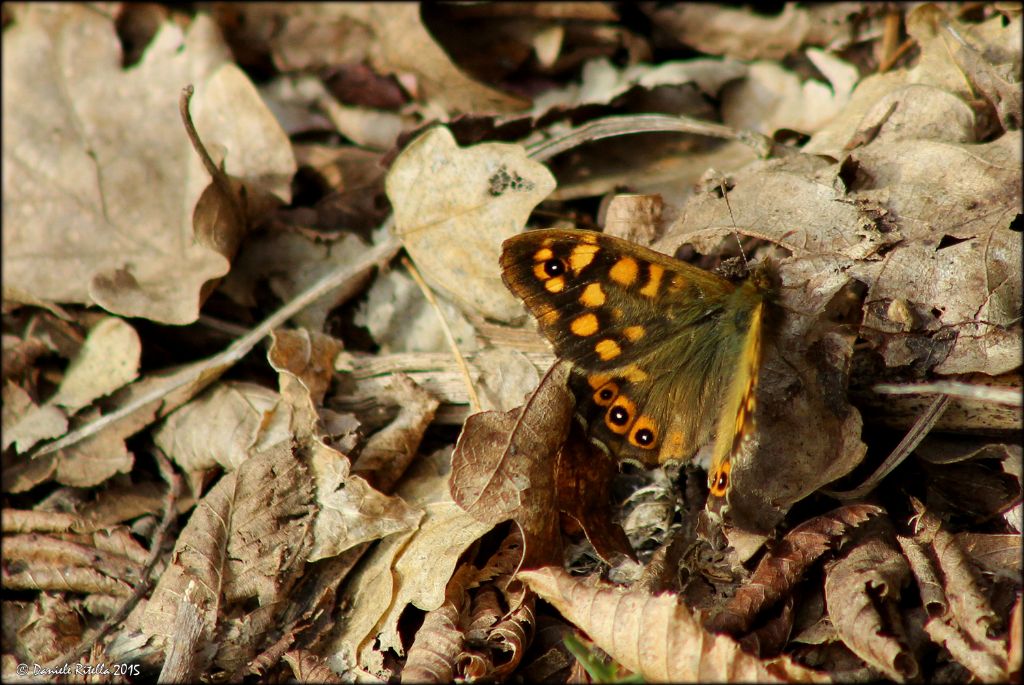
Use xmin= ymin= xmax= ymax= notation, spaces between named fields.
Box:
xmin=719 ymin=179 xmax=750 ymax=271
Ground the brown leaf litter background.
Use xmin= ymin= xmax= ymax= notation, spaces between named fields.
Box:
xmin=2 ymin=3 xmax=1021 ymax=683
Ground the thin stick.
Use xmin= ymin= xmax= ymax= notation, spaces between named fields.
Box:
xmin=873 ymin=380 xmax=1022 ymax=407
xmin=401 ymin=256 xmax=482 ymax=412
xmin=525 ymin=113 xmax=772 ymax=163
xmin=823 ymin=394 xmax=950 ymax=500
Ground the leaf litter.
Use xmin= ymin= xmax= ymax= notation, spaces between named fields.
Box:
xmin=2 ymin=3 xmax=1020 ymax=683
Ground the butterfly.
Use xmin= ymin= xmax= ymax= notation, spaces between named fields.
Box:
xmin=500 ymin=228 xmax=777 ymax=504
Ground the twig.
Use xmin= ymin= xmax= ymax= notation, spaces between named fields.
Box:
xmin=873 ymin=380 xmax=1022 ymax=407
xmin=824 ymin=394 xmax=950 ymax=500
xmin=401 ymin=256 xmax=482 ymax=412
xmin=525 ymin=113 xmax=772 ymax=163
xmin=44 ymin=447 xmax=182 ymax=669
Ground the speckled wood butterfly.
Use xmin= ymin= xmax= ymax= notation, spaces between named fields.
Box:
xmin=500 ymin=228 xmax=777 ymax=503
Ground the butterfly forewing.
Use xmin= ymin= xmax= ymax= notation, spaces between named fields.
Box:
xmin=501 ymin=228 xmax=770 ymax=468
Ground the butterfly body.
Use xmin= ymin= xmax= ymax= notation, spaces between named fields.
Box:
xmin=500 ymin=228 xmax=776 ymax=501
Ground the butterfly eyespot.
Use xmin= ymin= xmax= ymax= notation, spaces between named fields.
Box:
xmin=609 ymin=406 xmax=630 ymax=426
xmin=630 ymin=416 xmax=657 ymax=448
xmin=543 ymin=259 xmax=566 ymax=277
xmin=709 ymin=463 xmax=732 ymax=497
xmin=599 ymin=388 xmax=614 ymax=401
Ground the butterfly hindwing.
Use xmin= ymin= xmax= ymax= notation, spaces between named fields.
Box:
xmin=501 ymin=228 xmax=771 ymax=469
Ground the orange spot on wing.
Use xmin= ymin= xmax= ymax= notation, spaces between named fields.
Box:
xmin=534 ymin=247 xmax=554 ymax=261
xmin=639 ymin=264 xmax=663 ymax=297
xmin=579 ymin=282 xmax=606 ymax=307
xmin=595 ymin=339 xmax=621 ymax=360
xmin=622 ymin=364 xmax=647 ymax=382
xmin=544 ymin=276 xmax=565 ymax=293
xmin=622 ymin=325 xmax=645 ymax=341
xmin=568 ymin=244 xmax=600 ymax=274
xmin=609 ymin=257 xmax=639 ymax=286
xmin=570 ymin=313 xmax=599 ymax=337
xmin=587 ymin=373 xmax=612 ymax=389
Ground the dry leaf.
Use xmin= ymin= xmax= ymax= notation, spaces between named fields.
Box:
xmin=644 ymin=4 xmax=813 ymax=61
xmin=824 ymin=536 xmax=918 ymax=681
xmin=354 ymin=266 xmax=479 ymax=354
xmin=221 ymin=231 xmax=374 ymax=332
xmin=709 ymin=505 xmax=883 ymax=636
xmin=902 ymin=500 xmax=1010 ymax=682
xmin=139 ymin=442 xmax=315 ymax=672
xmin=722 ymin=50 xmax=858 ymax=137
xmin=153 ymin=382 xmax=293 ymax=473
xmin=402 ymin=565 xmax=476 ymax=683
xmin=246 ymin=3 xmax=526 ymax=112
xmin=555 ymin=423 xmax=636 ymax=565
xmin=520 ymin=566 xmax=828 ymax=682
xmin=387 ymin=126 xmax=556 ymax=322
xmin=327 ymin=449 xmax=488 ymax=678
xmin=530 ymin=56 xmax=749 ymax=116
xmin=49 ymin=317 xmax=141 ymax=413
xmin=450 ymin=360 xmax=573 ymax=568
xmin=2 ymin=6 xmax=294 ymax=323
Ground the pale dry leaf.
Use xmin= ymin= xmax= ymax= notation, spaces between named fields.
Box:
xmin=358 ymin=450 xmax=492 ymax=661
xmin=856 ymin=222 xmax=1022 ymax=375
xmin=5 ymin=532 xmax=145 ymax=586
xmin=50 ymin=317 xmax=141 ymax=413
xmin=530 ymin=56 xmax=749 ymax=116
xmin=141 ymin=442 xmax=316 ymax=667
xmin=645 ymin=4 xmax=812 ymax=61
xmin=804 ymin=8 xmax=1021 ymax=158
xmin=520 ymin=566 xmax=828 ymax=682
xmin=354 ymin=267 xmax=479 ymax=354
xmin=264 ymin=336 xmax=424 ymax=563
xmin=905 ymin=6 xmax=1021 ymax=116
xmin=387 ymin=126 xmax=556 ymax=322
xmin=51 ymin=406 xmax=138 ymax=488
xmin=352 ymin=373 xmax=439 ymax=488
xmin=345 ymin=3 xmax=528 ymax=113
xmin=317 ymin=96 xmax=406 ymax=151
xmin=306 ymin=438 xmax=424 ymax=562
xmin=824 ymin=537 xmax=918 ymax=681
xmin=846 ymin=133 xmax=1021 ymax=247
xmin=721 ymin=50 xmax=858 ymax=137
xmin=2 ymin=6 xmax=293 ymax=324
xmin=255 ymin=3 xmax=525 ymax=112
xmin=2 ymin=381 xmax=67 ymax=454
xmin=267 ymin=328 xmax=344 ymax=406
xmin=153 ymin=382 xmax=293 ymax=474
xmin=660 ymin=154 xmax=875 ymax=260
xmin=473 ymin=347 xmax=541 ymax=413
